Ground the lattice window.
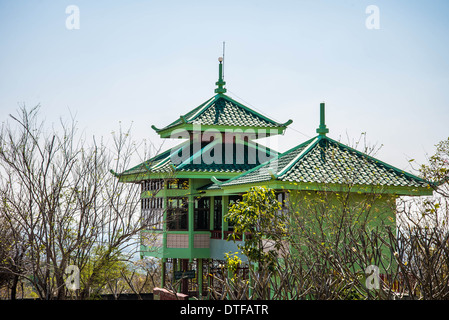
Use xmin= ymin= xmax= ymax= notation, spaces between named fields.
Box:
xmin=142 ymin=197 xmax=164 ymax=230
xmin=194 ymin=197 xmax=210 ymax=231
xmin=167 ymin=197 xmax=188 ymax=231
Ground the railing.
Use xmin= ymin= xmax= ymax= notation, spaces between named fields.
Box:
xmin=210 ymin=230 xmax=222 ymax=239
xmin=210 ymin=230 xmax=252 ymax=241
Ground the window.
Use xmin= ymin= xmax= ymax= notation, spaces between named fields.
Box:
xmin=194 ymin=197 xmax=210 ymax=231
xmin=213 ymin=196 xmax=222 ymax=230
xmin=167 ymin=179 xmax=189 ymax=190
xmin=142 ymin=197 xmax=164 ymax=230
xmin=167 ymin=197 xmax=188 ymax=231
xmin=275 ymin=191 xmax=289 ymax=217
xmin=276 ymin=192 xmax=286 ymax=207
xmin=141 ymin=179 xmax=164 ymax=192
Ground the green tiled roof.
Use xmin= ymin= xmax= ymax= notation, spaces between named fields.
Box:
xmin=218 ymin=135 xmax=430 ymax=189
xmin=152 ymin=94 xmax=292 ymax=135
xmin=116 ymin=139 xmax=279 ymax=179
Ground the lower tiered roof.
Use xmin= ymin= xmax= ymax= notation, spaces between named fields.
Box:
xmin=207 ymin=134 xmax=433 ymax=195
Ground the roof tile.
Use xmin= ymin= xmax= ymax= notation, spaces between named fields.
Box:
xmin=219 ymin=136 xmax=430 ymax=189
xmin=157 ymin=94 xmax=290 ymax=132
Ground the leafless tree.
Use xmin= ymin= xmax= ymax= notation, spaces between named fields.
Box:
xmin=0 ymin=105 xmax=150 ymax=299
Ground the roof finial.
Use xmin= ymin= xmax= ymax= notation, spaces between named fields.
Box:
xmin=316 ymin=102 xmax=329 ymax=136
xmin=215 ymin=56 xmax=227 ymax=94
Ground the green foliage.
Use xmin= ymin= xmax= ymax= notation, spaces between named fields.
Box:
xmin=78 ymin=245 xmax=126 ymax=298
xmin=224 ymin=251 xmax=242 ymax=281
xmin=225 ymin=186 xmax=285 ymax=270
xmin=420 ymin=138 xmax=449 ymax=182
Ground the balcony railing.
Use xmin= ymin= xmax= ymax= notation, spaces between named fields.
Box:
xmin=210 ymin=230 xmax=222 ymax=239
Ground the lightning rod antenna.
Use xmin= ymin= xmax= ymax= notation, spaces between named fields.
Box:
xmin=222 ymin=41 xmax=225 ymax=78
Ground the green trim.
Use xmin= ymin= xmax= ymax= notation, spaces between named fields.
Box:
xmin=142 ymin=189 xmax=190 ymax=198
xmin=276 ymin=136 xmax=320 ymax=177
xmin=188 ymin=179 xmax=194 ymax=253
xmin=156 ymin=96 xmax=215 ymax=133
xmin=183 ymin=95 xmax=219 ymax=124
xmin=156 ymin=123 xmax=287 ymax=138
xmin=220 ymin=93 xmax=290 ymax=128
xmin=210 ymin=176 xmax=223 ymax=185
xmin=218 ymin=136 xmax=317 ymax=187
xmin=220 ymin=179 xmax=433 ymax=196
xmin=118 ymin=170 xmax=246 ymax=183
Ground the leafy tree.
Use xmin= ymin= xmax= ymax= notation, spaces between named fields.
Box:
xmin=419 ymin=137 xmax=449 ymax=197
xmin=225 ymin=186 xmax=285 ymax=299
xmin=211 ymin=137 xmax=449 ymax=300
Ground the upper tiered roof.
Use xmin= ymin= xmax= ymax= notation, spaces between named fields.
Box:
xmin=151 ymin=58 xmax=292 ymax=138
xmin=151 ymin=94 xmax=292 ymax=138
xmin=115 ymin=57 xmax=291 ymax=182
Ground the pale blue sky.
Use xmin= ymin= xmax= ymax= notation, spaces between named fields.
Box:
xmin=0 ymin=0 xmax=448 ymax=173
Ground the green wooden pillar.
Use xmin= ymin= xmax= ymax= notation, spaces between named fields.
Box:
xmin=222 ymin=196 xmax=229 ymax=239
xmin=198 ymin=258 xmax=203 ymax=298
xmin=181 ymin=259 xmax=189 ymax=295
xmin=248 ymin=263 xmax=253 ymax=297
xmin=161 ymin=258 xmax=166 ymax=288
xmin=188 ymin=179 xmax=194 ymax=257
xmin=205 ymin=259 xmax=211 ymax=300
xmin=209 ymin=196 xmax=215 ymax=231
xmin=226 ymin=266 xmax=234 ymax=300
xmin=174 ymin=258 xmax=181 ymax=293
xmin=162 ymin=196 xmax=167 ymax=252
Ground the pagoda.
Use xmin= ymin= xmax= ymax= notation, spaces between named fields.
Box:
xmin=115 ymin=57 xmax=292 ymax=297
xmin=115 ymin=58 xmax=433 ymax=299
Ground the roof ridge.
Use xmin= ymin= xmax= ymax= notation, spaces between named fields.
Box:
xmin=184 ymin=95 xmax=218 ymax=122
xmin=159 ymin=96 xmax=216 ymax=131
xmin=324 ymin=136 xmax=430 ymax=184
xmin=220 ymin=94 xmax=286 ymax=126
xmin=219 ymin=136 xmax=316 ymax=186
xmin=276 ymin=136 xmax=320 ymax=177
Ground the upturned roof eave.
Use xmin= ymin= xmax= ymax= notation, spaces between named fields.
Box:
xmin=113 ymin=136 xmax=281 ymax=182
xmin=151 ymin=94 xmax=292 ymax=137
